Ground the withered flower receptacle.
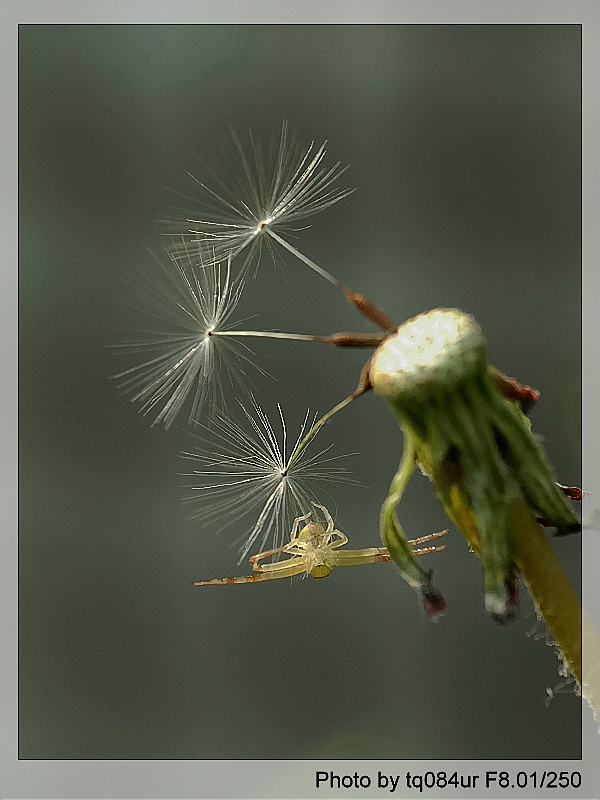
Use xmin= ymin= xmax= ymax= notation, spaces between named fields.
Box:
xmin=369 ymin=308 xmax=580 ymax=622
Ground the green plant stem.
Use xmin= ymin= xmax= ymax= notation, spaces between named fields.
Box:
xmin=582 ymin=612 xmax=600 ymax=721
xmin=507 ymin=497 xmax=600 ymax=716
xmin=508 ymin=498 xmax=581 ymax=682
xmin=445 ymin=487 xmax=599 ymax=715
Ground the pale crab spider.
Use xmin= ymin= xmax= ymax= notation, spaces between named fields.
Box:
xmin=194 ymin=503 xmax=447 ymax=585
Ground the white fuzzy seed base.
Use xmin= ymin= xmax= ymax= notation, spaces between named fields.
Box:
xmin=370 ymin=308 xmax=486 ymax=400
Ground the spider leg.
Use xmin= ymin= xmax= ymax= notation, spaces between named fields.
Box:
xmin=249 ymin=557 xmax=309 ymax=578
xmin=283 ymin=540 xmax=307 ymax=556
xmin=249 ymin=546 xmax=289 ymax=571
xmin=407 ymin=530 xmax=448 ymax=547
xmin=328 ymin=529 xmax=349 ymax=549
xmin=193 ymin=558 xmax=307 ymax=585
xmin=290 ymin=510 xmax=312 ymax=540
xmin=331 ymin=541 xmax=446 ymax=567
xmin=412 ymin=544 xmax=446 ymax=555
xmin=332 ymin=546 xmax=392 ymax=566
xmin=312 ymin=502 xmax=334 ymax=533
xmin=193 ymin=573 xmax=271 ymax=586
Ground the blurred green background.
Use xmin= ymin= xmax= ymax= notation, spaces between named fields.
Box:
xmin=19 ymin=24 xmax=581 ymax=758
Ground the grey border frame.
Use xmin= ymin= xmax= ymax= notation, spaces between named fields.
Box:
xmin=7 ymin=3 xmax=598 ymax=798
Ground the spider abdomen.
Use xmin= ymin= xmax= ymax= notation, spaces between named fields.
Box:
xmin=310 ymin=564 xmax=333 ymax=579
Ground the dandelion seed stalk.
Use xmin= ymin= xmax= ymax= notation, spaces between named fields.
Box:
xmin=213 ymin=329 xmax=386 ymax=348
xmin=288 ymin=359 xmax=373 ymax=470
xmin=263 ymin=227 xmax=400 ymax=333
xmin=263 ymin=226 xmax=339 ymax=286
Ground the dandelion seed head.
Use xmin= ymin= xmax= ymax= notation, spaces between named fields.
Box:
xmin=111 ymin=240 xmax=267 ymax=428
xmin=182 ymin=398 xmax=358 ymax=562
xmin=165 ymin=121 xmax=354 ymax=276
